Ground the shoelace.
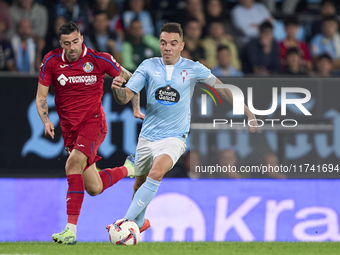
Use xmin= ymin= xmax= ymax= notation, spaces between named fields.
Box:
xmin=60 ymin=228 xmax=69 ymax=235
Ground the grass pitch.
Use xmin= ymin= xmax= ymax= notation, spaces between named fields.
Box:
xmin=1 ymin=242 xmax=340 ymax=255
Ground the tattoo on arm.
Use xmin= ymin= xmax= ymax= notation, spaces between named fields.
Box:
xmin=112 ymin=66 xmax=133 ymax=104
xmin=131 ymin=92 xmax=140 ymax=111
xmin=112 ymin=87 xmax=127 ymax=104
xmin=119 ymin=67 xmax=132 ymax=81
xmin=42 ymin=111 xmax=48 ymax=123
xmin=39 ymin=99 xmax=49 ymax=123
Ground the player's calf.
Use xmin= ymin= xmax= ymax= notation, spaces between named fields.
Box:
xmin=133 ymin=175 xmax=148 ymax=191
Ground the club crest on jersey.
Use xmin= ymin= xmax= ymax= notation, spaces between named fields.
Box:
xmin=83 ymin=62 xmax=93 ymax=73
xmin=180 ymin=70 xmax=188 ymax=82
xmin=155 ymin=85 xmax=180 ymax=105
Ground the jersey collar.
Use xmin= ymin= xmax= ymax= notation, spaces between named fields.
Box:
xmin=161 ymin=56 xmax=183 ymax=67
xmin=61 ymin=44 xmax=88 ymax=62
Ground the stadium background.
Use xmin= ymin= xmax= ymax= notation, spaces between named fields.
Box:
xmin=1 ymin=0 xmax=340 ymax=243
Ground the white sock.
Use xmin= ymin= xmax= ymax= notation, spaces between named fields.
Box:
xmin=126 ymin=165 xmax=134 ymax=176
xmin=66 ymin=223 xmax=77 ymax=235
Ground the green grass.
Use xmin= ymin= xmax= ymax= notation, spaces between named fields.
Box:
xmin=1 ymin=242 xmax=340 ymax=255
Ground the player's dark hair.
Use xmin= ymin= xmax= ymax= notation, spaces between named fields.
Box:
xmin=59 ymin=21 xmax=80 ymax=39
xmin=160 ymin=22 xmax=183 ymax=39
xmin=259 ymin=21 xmax=273 ymax=33
xmin=285 ymin=47 xmax=300 ymax=59
xmin=217 ymin=45 xmax=230 ymax=53
xmin=317 ymin=53 xmax=332 ymax=62
xmin=322 ymin=15 xmax=338 ymax=24
xmin=284 ymin=16 xmax=299 ymax=27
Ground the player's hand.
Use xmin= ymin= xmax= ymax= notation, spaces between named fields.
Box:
xmin=247 ymin=113 xmax=258 ymax=133
xmin=134 ymin=110 xmax=145 ymax=120
xmin=111 ymin=76 xmax=126 ymax=90
xmin=44 ymin=121 xmax=55 ymax=139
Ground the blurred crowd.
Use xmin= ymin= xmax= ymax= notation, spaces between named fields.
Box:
xmin=0 ymin=0 xmax=339 ymax=77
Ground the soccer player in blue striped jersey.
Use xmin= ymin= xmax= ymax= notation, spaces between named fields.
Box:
xmin=109 ymin=22 xmax=257 ymax=232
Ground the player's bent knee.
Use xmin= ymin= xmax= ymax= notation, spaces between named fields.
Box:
xmin=148 ymin=169 xmax=164 ymax=182
xmin=65 ymin=155 xmax=87 ymax=175
xmin=86 ymin=189 xmax=101 ymax=196
xmin=85 ymin=185 xmax=102 ymax=196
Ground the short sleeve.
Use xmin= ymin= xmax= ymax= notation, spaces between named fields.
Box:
xmin=126 ymin=61 xmax=147 ymax=94
xmin=38 ymin=52 xmax=54 ymax=86
xmin=97 ymin=52 xmax=122 ymax=77
xmin=195 ymin=61 xmax=211 ymax=80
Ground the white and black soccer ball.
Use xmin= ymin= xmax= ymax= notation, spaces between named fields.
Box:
xmin=107 ymin=219 xmax=140 ymax=245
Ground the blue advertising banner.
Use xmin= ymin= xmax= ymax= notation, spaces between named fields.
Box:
xmin=1 ymin=178 xmax=339 ymax=242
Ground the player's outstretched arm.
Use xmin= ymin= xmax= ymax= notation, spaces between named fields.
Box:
xmin=118 ymin=67 xmax=145 ymax=120
xmin=119 ymin=66 xmax=133 ymax=81
xmin=111 ymin=76 xmax=135 ymax=105
xmin=36 ymin=83 xmax=55 ymax=139
xmin=214 ymin=78 xmax=258 ymax=133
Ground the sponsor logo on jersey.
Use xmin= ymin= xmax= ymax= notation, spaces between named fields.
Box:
xmin=180 ymin=70 xmax=188 ymax=82
xmin=69 ymin=75 xmax=97 ymax=85
xmin=57 ymin=74 xmax=97 ymax=86
xmin=154 ymin=71 xmax=161 ymax=77
xmin=155 ymin=85 xmax=180 ymax=105
xmin=60 ymin=64 xmax=69 ymax=68
xmin=57 ymin=74 xmax=68 ymax=86
xmin=83 ymin=62 xmax=94 ymax=73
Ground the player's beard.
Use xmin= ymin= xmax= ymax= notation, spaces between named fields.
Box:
xmin=67 ymin=49 xmax=80 ymax=61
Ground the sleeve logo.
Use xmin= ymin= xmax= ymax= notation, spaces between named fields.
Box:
xmin=111 ymin=55 xmax=120 ymax=68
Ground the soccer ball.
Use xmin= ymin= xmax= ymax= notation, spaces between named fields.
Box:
xmin=107 ymin=219 xmax=140 ymax=245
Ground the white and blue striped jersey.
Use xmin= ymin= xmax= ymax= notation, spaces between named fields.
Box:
xmin=126 ymin=57 xmax=215 ymax=142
